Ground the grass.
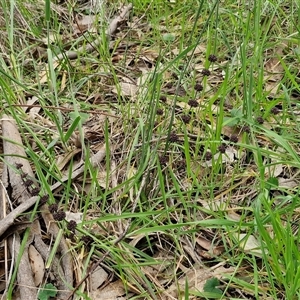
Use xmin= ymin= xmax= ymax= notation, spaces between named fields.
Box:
xmin=0 ymin=0 xmax=300 ymax=299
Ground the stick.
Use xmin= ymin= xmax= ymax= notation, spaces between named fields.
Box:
xmin=55 ymin=4 xmax=133 ymax=61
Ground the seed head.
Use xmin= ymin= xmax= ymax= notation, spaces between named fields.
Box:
xmin=208 ymin=54 xmax=218 ymax=62
xmin=202 ymin=69 xmax=211 ymax=76
xmin=160 ymin=95 xmax=167 ymax=102
xmin=205 ymin=151 xmax=213 ymax=161
xmin=15 ymin=163 xmax=23 ymax=170
xmin=159 ymin=155 xmax=169 ymax=165
xmin=218 ymin=144 xmax=227 ymax=153
xmin=53 ymin=210 xmax=66 ymax=221
xmin=194 ymin=83 xmax=203 ymax=91
xmin=48 ymin=203 xmax=59 ymax=214
xmin=156 ymin=108 xmax=164 ymax=115
xmin=256 ymin=116 xmax=264 ymax=124
xmin=24 ymin=179 xmax=33 ymax=187
xmin=81 ymin=235 xmax=93 ymax=245
xmin=30 ymin=187 xmax=40 ymax=196
xmin=241 ymin=125 xmax=250 ymax=133
xmin=229 ymin=134 xmax=239 ymax=143
xmin=67 ymin=220 xmax=77 ymax=232
xmin=68 ymin=233 xmax=76 ymax=242
xmin=168 ymin=132 xmax=179 ymax=143
xmin=188 ymin=99 xmax=199 ymax=108
xmin=181 ymin=114 xmax=191 ymax=124
xmin=21 ymin=173 xmax=28 ymax=180
xmin=271 ymin=107 xmax=280 ymax=115
xmin=40 ymin=195 xmax=49 ymax=205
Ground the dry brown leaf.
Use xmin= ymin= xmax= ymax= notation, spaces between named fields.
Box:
xmin=28 ymin=245 xmax=45 ymax=286
xmin=73 ymin=14 xmax=98 ymax=34
xmin=38 ymin=60 xmax=60 ymax=84
xmin=65 ymin=212 xmax=83 ymax=223
xmin=264 ymin=161 xmax=283 ymax=178
xmin=195 ymin=236 xmax=213 ymax=251
xmin=112 ymin=82 xmax=138 ymax=97
xmin=278 ymin=177 xmax=298 ymax=189
xmin=90 ymin=266 xmax=108 ymax=291
xmin=56 ymin=148 xmax=82 ymax=171
xmin=264 ymin=44 xmax=286 ymax=97
xmin=90 ymin=280 xmax=127 ymax=299
xmin=162 ymin=264 xmax=234 ymax=299
xmin=233 ymin=233 xmax=263 ymax=256
xmin=202 ymin=146 xmax=239 ymax=167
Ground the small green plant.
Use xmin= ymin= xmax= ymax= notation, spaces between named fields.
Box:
xmin=38 ymin=283 xmax=57 ymax=300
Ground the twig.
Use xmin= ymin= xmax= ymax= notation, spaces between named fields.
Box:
xmin=55 ymin=3 xmax=133 ymax=61
xmin=0 ymin=196 xmax=39 ymax=238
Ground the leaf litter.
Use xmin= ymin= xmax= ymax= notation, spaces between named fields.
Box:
xmin=0 ymin=1 xmax=300 ymax=300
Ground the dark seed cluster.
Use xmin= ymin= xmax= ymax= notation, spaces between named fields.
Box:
xmin=49 ymin=203 xmax=59 ymax=214
xmin=241 ymin=125 xmax=250 ymax=133
xmin=159 ymin=155 xmax=169 ymax=165
xmin=81 ymin=235 xmax=93 ymax=246
xmin=202 ymin=69 xmax=211 ymax=76
xmin=30 ymin=187 xmax=40 ymax=196
xmin=156 ymin=108 xmax=164 ymax=115
xmin=205 ymin=151 xmax=213 ymax=161
xmin=15 ymin=163 xmax=23 ymax=170
xmin=208 ymin=54 xmax=218 ymax=62
xmin=218 ymin=143 xmax=227 ymax=153
xmin=271 ymin=107 xmax=280 ymax=115
xmin=53 ymin=210 xmax=66 ymax=221
xmin=160 ymin=95 xmax=167 ymax=102
xmin=168 ymin=132 xmax=179 ymax=143
xmin=188 ymin=99 xmax=199 ymax=108
xmin=181 ymin=114 xmax=191 ymax=124
xmin=256 ymin=116 xmax=264 ymax=124
xmin=229 ymin=135 xmax=238 ymax=143
xmin=16 ymin=163 xmax=42 ymax=198
xmin=67 ymin=220 xmax=77 ymax=232
xmin=40 ymin=195 xmax=49 ymax=205
xmin=194 ymin=83 xmax=203 ymax=91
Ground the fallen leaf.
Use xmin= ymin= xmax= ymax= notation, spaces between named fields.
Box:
xmin=28 ymin=245 xmax=45 ymax=286
xmin=234 ymin=233 xmax=263 ymax=256
xmin=264 ymin=44 xmax=286 ymax=97
xmin=90 ymin=280 xmax=127 ymax=299
xmin=90 ymin=266 xmax=108 ymax=291
xmin=112 ymin=82 xmax=138 ymax=97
